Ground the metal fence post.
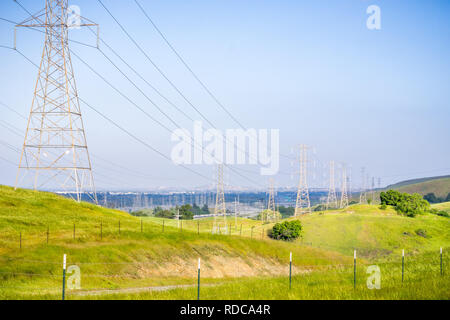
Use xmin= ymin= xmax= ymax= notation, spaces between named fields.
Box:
xmin=197 ymin=258 xmax=201 ymax=300
xmin=353 ymin=250 xmax=356 ymax=289
xmin=402 ymin=249 xmax=405 ymax=283
xmin=62 ymin=254 xmax=67 ymax=300
xmin=289 ymin=252 xmax=292 ymax=289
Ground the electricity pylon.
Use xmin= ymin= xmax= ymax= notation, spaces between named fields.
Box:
xmin=359 ymin=167 xmax=367 ymax=204
xmin=234 ymin=197 xmax=238 ymax=230
xmin=371 ymin=176 xmax=376 ymax=204
xmin=213 ymin=163 xmax=227 ymax=234
xmin=326 ymin=160 xmax=338 ymax=209
xmin=340 ymin=165 xmax=349 ymax=208
xmin=294 ymin=144 xmax=311 ymax=216
xmin=14 ymin=0 xmax=98 ymax=203
xmin=267 ymin=178 xmax=276 ymax=222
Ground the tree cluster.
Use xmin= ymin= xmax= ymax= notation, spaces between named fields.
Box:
xmin=423 ymin=192 xmax=450 ymax=204
xmin=269 ymin=220 xmax=302 ymax=241
xmin=380 ymin=190 xmax=430 ymax=217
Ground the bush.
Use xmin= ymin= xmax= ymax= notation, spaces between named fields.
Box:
xmin=380 ymin=190 xmax=403 ymax=206
xmin=379 ymin=204 xmax=387 ymax=210
xmin=269 ymin=220 xmax=302 ymax=241
xmin=380 ymin=190 xmax=430 ymax=217
xmin=437 ymin=211 xmax=449 ymax=218
xmin=429 ymin=208 xmax=449 ymax=218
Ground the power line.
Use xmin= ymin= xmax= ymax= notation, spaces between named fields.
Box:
xmin=70 ymin=49 xmax=261 ymax=187
xmin=79 ymin=97 xmax=212 ymax=183
xmin=97 ymin=0 xmax=215 ymax=128
xmin=132 ymin=1 xmax=295 ymax=162
xmin=86 ymin=27 xmax=194 ymax=122
xmin=9 ymin=2 xmax=292 ymax=187
xmin=2 ymin=46 xmax=214 ymax=186
xmin=133 ymin=0 xmax=246 ymax=130
xmin=0 ymin=100 xmax=27 ymax=120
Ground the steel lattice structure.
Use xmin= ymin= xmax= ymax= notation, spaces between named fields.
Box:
xmin=267 ymin=178 xmax=276 ymax=222
xmin=14 ymin=0 xmax=97 ymax=203
xmin=294 ymin=144 xmax=311 ymax=216
xmin=326 ymin=160 xmax=338 ymax=209
xmin=340 ymin=165 xmax=349 ymax=208
xmin=359 ymin=167 xmax=367 ymax=204
xmin=213 ymin=163 xmax=227 ymax=234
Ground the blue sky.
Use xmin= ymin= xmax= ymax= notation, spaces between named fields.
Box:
xmin=0 ymin=0 xmax=449 ymax=190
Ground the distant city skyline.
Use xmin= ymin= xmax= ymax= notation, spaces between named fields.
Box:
xmin=0 ymin=0 xmax=449 ymax=191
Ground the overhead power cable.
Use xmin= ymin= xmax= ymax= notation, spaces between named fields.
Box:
xmin=134 ymin=0 xmax=246 ymax=130
xmin=2 ymin=46 xmax=215 ymax=186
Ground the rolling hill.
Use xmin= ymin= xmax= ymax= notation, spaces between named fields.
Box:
xmin=0 ymin=185 xmax=448 ymax=299
xmin=386 ymin=175 xmax=450 ymax=198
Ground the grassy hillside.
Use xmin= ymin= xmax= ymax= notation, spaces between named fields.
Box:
xmin=297 ymin=205 xmax=450 ymax=259
xmin=386 ymin=176 xmax=450 ymax=198
xmin=0 ymin=185 xmax=349 ymax=299
xmin=0 ymin=185 xmax=448 ymax=300
xmin=387 ymin=175 xmax=450 ymax=189
xmin=432 ymin=202 xmax=450 ymax=213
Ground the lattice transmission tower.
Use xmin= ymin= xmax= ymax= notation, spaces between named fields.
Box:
xmin=267 ymin=178 xmax=276 ymax=222
xmin=294 ymin=144 xmax=311 ymax=216
xmin=14 ymin=0 xmax=98 ymax=203
xmin=234 ymin=197 xmax=239 ymax=230
xmin=213 ymin=163 xmax=227 ymax=234
xmin=340 ymin=165 xmax=349 ymax=208
xmin=326 ymin=160 xmax=338 ymax=209
xmin=359 ymin=167 xmax=367 ymax=204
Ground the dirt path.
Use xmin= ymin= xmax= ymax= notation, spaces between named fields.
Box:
xmin=71 ymin=283 xmax=216 ymax=296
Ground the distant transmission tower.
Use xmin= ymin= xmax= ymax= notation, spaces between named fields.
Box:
xmin=340 ymin=165 xmax=349 ymax=208
xmin=294 ymin=145 xmax=311 ymax=216
xmin=326 ymin=160 xmax=338 ymax=209
xmin=14 ymin=0 xmax=98 ymax=203
xmin=234 ymin=197 xmax=238 ymax=230
xmin=371 ymin=176 xmax=376 ymax=204
xmin=359 ymin=167 xmax=367 ymax=204
xmin=267 ymin=178 xmax=276 ymax=221
xmin=213 ymin=164 xmax=227 ymax=234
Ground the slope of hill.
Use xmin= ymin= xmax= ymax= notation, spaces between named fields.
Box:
xmin=0 ymin=186 xmax=448 ymax=299
xmin=387 ymin=175 xmax=450 ymax=189
xmin=385 ymin=176 xmax=450 ymax=198
xmin=296 ymin=205 xmax=450 ymax=259
xmin=432 ymin=201 xmax=450 ymax=213
xmin=0 ymin=185 xmax=349 ymax=299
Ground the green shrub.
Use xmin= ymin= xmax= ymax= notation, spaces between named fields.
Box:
xmin=379 ymin=204 xmax=387 ymax=210
xmin=437 ymin=211 xmax=449 ymax=217
xmin=380 ymin=190 xmax=430 ymax=217
xmin=269 ymin=220 xmax=302 ymax=241
xmin=429 ymin=209 xmax=449 ymax=218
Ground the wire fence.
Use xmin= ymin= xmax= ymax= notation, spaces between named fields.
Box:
xmin=0 ymin=250 xmax=447 ymax=299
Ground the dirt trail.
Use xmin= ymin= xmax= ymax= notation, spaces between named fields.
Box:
xmin=71 ymin=283 xmax=215 ymax=296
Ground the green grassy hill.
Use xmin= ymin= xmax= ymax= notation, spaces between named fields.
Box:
xmin=432 ymin=202 xmax=450 ymax=213
xmin=386 ymin=176 xmax=450 ymax=198
xmin=297 ymin=205 xmax=450 ymax=259
xmin=0 ymin=185 xmax=349 ymax=299
xmin=0 ymin=185 xmax=448 ymax=300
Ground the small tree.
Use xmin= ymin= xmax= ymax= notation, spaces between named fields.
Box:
xmin=269 ymin=220 xmax=302 ymax=241
xmin=178 ymin=204 xmax=194 ymax=220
